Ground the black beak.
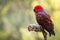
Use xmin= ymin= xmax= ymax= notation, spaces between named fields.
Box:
xmin=33 ymin=9 xmax=35 ymax=12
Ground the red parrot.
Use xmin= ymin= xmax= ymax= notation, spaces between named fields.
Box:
xmin=33 ymin=5 xmax=55 ymax=36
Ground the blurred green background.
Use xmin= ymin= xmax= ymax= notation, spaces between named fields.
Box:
xmin=0 ymin=0 xmax=60 ymax=40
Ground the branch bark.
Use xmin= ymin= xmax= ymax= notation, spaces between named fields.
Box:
xmin=28 ymin=24 xmax=47 ymax=40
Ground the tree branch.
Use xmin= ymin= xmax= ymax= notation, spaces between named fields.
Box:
xmin=27 ymin=24 xmax=47 ymax=40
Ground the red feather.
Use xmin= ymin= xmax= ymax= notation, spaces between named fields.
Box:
xmin=34 ymin=5 xmax=44 ymax=13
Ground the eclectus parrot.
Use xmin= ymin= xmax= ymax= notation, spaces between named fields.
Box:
xmin=33 ymin=5 xmax=55 ymax=36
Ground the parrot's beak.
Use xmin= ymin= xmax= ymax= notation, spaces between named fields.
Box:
xmin=33 ymin=9 xmax=35 ymax=12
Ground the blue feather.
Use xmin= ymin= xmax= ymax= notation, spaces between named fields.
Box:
xmin=38 ymin=10 xmax=46 ymax=14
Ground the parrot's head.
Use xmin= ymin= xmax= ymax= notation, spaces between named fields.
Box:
xmin=33 ymin=5 xmax=44 ymax=14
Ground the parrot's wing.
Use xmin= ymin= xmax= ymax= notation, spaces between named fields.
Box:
xmin=36 ymin=13 xmax=55 ymax=36
xmin=42 ymin=13 xmax=55 ymax=36
xmin=43 ymin=13 xmax=54 ymax=30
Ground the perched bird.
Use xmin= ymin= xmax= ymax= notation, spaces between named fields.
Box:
xmin=33 ymin=5 xmax=55 ymax=36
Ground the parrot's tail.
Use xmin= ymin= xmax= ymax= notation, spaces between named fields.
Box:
xmin=49 ymin=30 xmax=55 ymax=36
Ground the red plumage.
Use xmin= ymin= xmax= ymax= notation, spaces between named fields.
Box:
xmin=34 ymin=5 xmax=55 ymax=36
